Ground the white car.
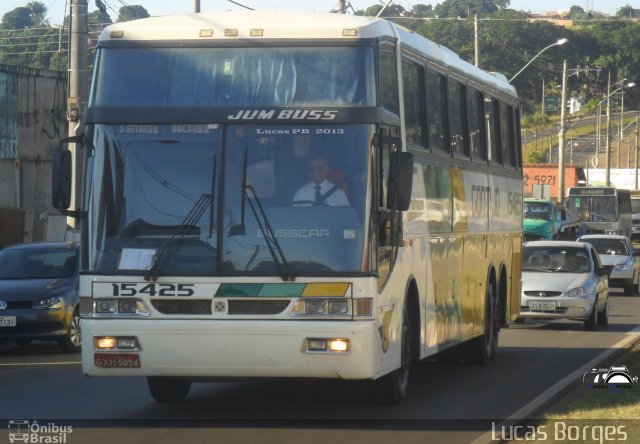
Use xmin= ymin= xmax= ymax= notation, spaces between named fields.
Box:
xmin=520 ymin=241 xmax=609 ymax=330
xmin=577 ymin=234 xmax=640 ymax=295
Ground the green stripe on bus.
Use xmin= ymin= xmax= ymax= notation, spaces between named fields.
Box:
xmin=215 ymin=283 xmax=263 ymax=297
xmin=258 ymin=283 xmax=306 ymax=297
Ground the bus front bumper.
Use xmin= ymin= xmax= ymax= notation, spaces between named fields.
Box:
xmin=81 ymin=318 xmax=380 ymax=380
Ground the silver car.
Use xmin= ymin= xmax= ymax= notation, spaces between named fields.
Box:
xmin=577 ymin=234 xmax=640 ymax=295
xmin=520 ymin=241 xmax=609 ymax=330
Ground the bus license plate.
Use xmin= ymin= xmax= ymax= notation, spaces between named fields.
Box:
xmin=529 ymin=301 xmax=555 ymax=311
xmin=94 ymin=353 xmax=141 ymax=369
xmin=0 ymin=316 xmax=16 ymax=327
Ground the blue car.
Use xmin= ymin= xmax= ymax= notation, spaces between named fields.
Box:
xmin=0 ymin=242 xmax=80 ymax=352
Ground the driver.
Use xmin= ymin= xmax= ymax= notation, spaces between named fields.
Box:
xmin=292 ymin=156 xmax=349 ymax=207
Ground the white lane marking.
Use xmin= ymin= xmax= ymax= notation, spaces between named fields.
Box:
xmin=471 ymin=326 xmax=640 ymax=444
xmin=0 ymin=361 xmax=81 ymax=366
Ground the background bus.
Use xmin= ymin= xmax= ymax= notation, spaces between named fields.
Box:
xmin=53 ymin=10 xmax=522 ymax=405
xmin=567 ymin=187 xmax=632 ymax=238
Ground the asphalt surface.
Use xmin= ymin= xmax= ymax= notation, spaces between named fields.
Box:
xmin=0 ymin=292 xmax=639 ymax=444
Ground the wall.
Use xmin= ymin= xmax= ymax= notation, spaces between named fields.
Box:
xmin=0 ymin=64 xmax=68 ymax=243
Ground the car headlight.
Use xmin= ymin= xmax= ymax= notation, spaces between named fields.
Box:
xmin=33 ymin=296 xmax=65 ymax=309
xmin=566 ymin=288 xmax=585 ymax=298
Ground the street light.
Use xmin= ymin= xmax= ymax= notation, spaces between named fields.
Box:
xmin=509 ymin=38 xmax=569 ymax=83
xmin=603 ymin=76 xmax=636 ymax=186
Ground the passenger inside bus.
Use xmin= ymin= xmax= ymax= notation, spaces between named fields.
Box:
xmin=292 ymin=156 xmax=350 ymax=207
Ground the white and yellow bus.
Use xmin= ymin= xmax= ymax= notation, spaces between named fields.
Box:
xmin=53 ymin=11 xmax=523 ymax=404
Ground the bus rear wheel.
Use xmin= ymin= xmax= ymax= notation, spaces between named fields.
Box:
xmin=463 ymin=280 xmax=498 ymax=365
xmin=147 ymin=377 xmax=191 ymax=402
xmin=367 ymin=302 xmax=412 ymax=405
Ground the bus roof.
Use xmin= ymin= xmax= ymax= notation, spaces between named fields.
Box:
xmin=98 ymin=10 xmax=515 ymax=98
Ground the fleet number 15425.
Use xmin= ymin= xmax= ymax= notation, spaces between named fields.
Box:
xmin=111 ymin=283 xmax=194 ymax=297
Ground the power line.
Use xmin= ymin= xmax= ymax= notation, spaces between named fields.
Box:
xmin=226 ymin=0 xmax=254 ymax=10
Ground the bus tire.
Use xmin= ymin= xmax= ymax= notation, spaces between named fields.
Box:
xmin=147 ymin=377 xmax=191 ymax=402
xmin=367 ymin=301 xmax=412 ymax=405
xmin=464 ymin=280 xmax=498 ymax=365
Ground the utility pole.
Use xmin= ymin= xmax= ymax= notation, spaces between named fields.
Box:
xmin=619 ymin=89 xmax=624 ymax=167
xmin=541 ymin=79 xmax=545 ymax=115
xmin=634 ymin=117 xmax=640 ymax=190
xmin=595 ymin=104 xmax=601 ymax=166
xmin=557 ymin=60 xmax=567 ymax=206
xmin=605 ymin=71 xmax=612 ymax=186
xmin=67 ymin=0 xmax=88 ymax=230
xmin=338 ymin=0 xmax=346 ymax=13
xmin=194 ymin=0 xmax=200 ymax=13
xmin=474 ymin=15 xmax=479 ymax=67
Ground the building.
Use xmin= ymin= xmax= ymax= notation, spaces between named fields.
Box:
xmin=0 ymin=64 xmax=68 ymax=247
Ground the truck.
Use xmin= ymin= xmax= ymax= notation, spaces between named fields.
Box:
xmin=523 ymin=198 xmax=580 ymax=241
xmin=523 ymin=164 xmax=586 ymax=200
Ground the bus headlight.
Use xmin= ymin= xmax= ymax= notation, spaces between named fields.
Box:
xmin=291 ymin=298 xmax=352 ymax=318
xmin=290 ymin=298 xmax=373 ymax=319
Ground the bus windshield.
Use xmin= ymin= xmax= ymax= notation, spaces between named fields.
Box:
xmin=567 ymin=195 xmax=617 ymax=222
xmin=86 ymin=123 xmax=370 ymax=275
xmin=91 ymin=47 xmax=376 ymax=108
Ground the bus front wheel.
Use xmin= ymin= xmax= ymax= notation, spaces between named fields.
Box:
xmin=147 ymin=377 xmax=191 ymax=402
xmin=367 ymin=301 xmax=412 ymax=405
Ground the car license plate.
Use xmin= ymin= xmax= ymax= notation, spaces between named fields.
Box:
xmin=529 ymin=301 xmax=556 ymax=311
xmin=94 ymin=353 xmax=141 ymax=369
xmin=0 ymin=316 xmax=16 ymax=327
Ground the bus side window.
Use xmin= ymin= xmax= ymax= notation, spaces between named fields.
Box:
xmin=426 ymin=70 xmax=448 ymax=153
xmin=379 ymin=43 xmax=399 ymax=114
xmin=402 ymin=59 xmax=426 ymax=148
xmin=449 ymin=79 xmax=468 ymax=156
xmin=485 ymin=96 xmax=501 ymax=164
xmin=467 ymin=88 xmax=485 ymax=161
xmin=500 ymin=102 xmax=514 ymax=167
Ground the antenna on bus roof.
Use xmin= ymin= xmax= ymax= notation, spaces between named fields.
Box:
xmin=377 ymin=0 xmax=394 ymax=17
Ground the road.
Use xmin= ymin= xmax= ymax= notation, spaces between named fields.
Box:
xmin=1 ymin=293 xmax=639 ymax=444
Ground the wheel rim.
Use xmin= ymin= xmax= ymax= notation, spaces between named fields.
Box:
xmin=69 ymin=314 xmax=81 ymax=346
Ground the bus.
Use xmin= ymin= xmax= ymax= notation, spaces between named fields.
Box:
xmin=567 ymin=187 xmax=632 ymax=238
xmin=52 ymin=11 xmax=523 ymax=404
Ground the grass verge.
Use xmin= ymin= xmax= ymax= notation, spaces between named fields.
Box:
xmin=510 ymin=341 xmax=640 ymax=443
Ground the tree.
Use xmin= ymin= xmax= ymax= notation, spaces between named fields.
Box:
xmin=2 ymin=7 xmax=33 ymax=29
xmin=433 ymin=0 xmax=509 ymax=18
xmin=27 ymin=1 xmax=48 ymax=26
xmin=616 ymin=4 xmax=634 ymax=18
xmin=410 ymin=4 xmax=434 ymax=18
xmin=117 ymin=5 xmax=150 ymax=22
xmin=569 ymin=5 xmax=588 ymax=20
xmin=360 ymin=3 xmax=406 ymax=17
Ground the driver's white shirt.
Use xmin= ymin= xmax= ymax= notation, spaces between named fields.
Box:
xmin=292 ymin=179 xmax=349 ymax=206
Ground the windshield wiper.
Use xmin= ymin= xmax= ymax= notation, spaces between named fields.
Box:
xmin=144 ymin=192 xmax=213 ymax=281
xmin=229 ymin=146 xmax=295 ymax=281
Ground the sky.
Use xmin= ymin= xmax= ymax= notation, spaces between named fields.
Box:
xmin=0 ymin=0 xmax=637 ymax=25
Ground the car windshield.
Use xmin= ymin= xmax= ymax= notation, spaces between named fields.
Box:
xmin=583 ymin=238 xmax=629 ymax=256
xmin=524 ymin=202 xmax=551 ymax=220
xmin=0 ymin=247 xmax=77 ymax=279
xmin=523 ymin=246 xmax=590 ymax=273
